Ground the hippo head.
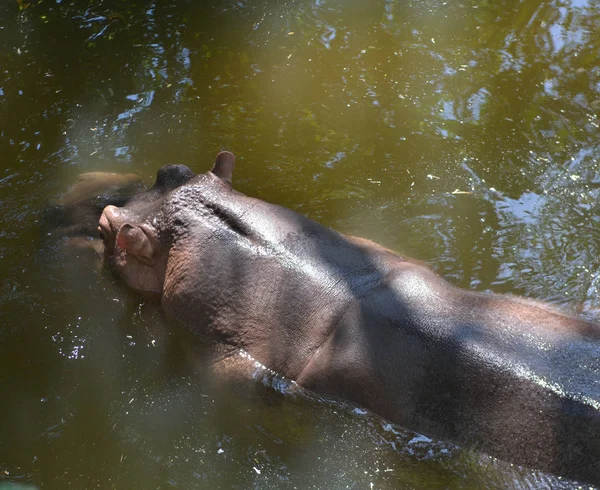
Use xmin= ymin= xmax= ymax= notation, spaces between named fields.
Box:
xmin=98 ymin=152 xmax=236 ymax=296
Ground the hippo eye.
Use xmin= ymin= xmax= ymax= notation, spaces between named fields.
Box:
xmin=97 ymin=226 xmax=106 ymax=240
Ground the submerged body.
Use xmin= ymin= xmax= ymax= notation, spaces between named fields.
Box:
xmin=44 ymin=171 xmax=148 ymax=261
xmin=99 ymin=153 xmax=600 ymax=485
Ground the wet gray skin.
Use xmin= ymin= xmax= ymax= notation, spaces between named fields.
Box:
xmin=99 ymin=152 xmax=600 ymax=486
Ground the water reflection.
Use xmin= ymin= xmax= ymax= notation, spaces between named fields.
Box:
xmin=1 ymin=0 xmax=600 ymax=488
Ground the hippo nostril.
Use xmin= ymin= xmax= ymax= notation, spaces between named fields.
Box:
xmin=99 ymin=207 xmax=117 ymax=238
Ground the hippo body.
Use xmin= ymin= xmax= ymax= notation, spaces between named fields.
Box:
xmin=99 ymin=153 xmax=600 ymax=485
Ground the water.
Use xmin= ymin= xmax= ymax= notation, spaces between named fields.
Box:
xmin=1 ymin=0 xmax=600 ymax=488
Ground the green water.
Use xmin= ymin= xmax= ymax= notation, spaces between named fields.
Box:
xmin=1 ymin=0 xmax=599 ymax=488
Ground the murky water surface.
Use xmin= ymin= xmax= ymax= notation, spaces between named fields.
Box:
xmin=1 ymin=0 xmax=600 ymax=488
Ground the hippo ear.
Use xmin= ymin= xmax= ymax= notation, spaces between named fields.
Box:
xmin=212 ymin=151 xmax=235 ymax=184
xmin=116 ymin=224 xmax=156 ymax=262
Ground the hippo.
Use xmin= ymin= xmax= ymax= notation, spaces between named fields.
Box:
xmin=98 ymin=152 xmax=600 ymax=486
